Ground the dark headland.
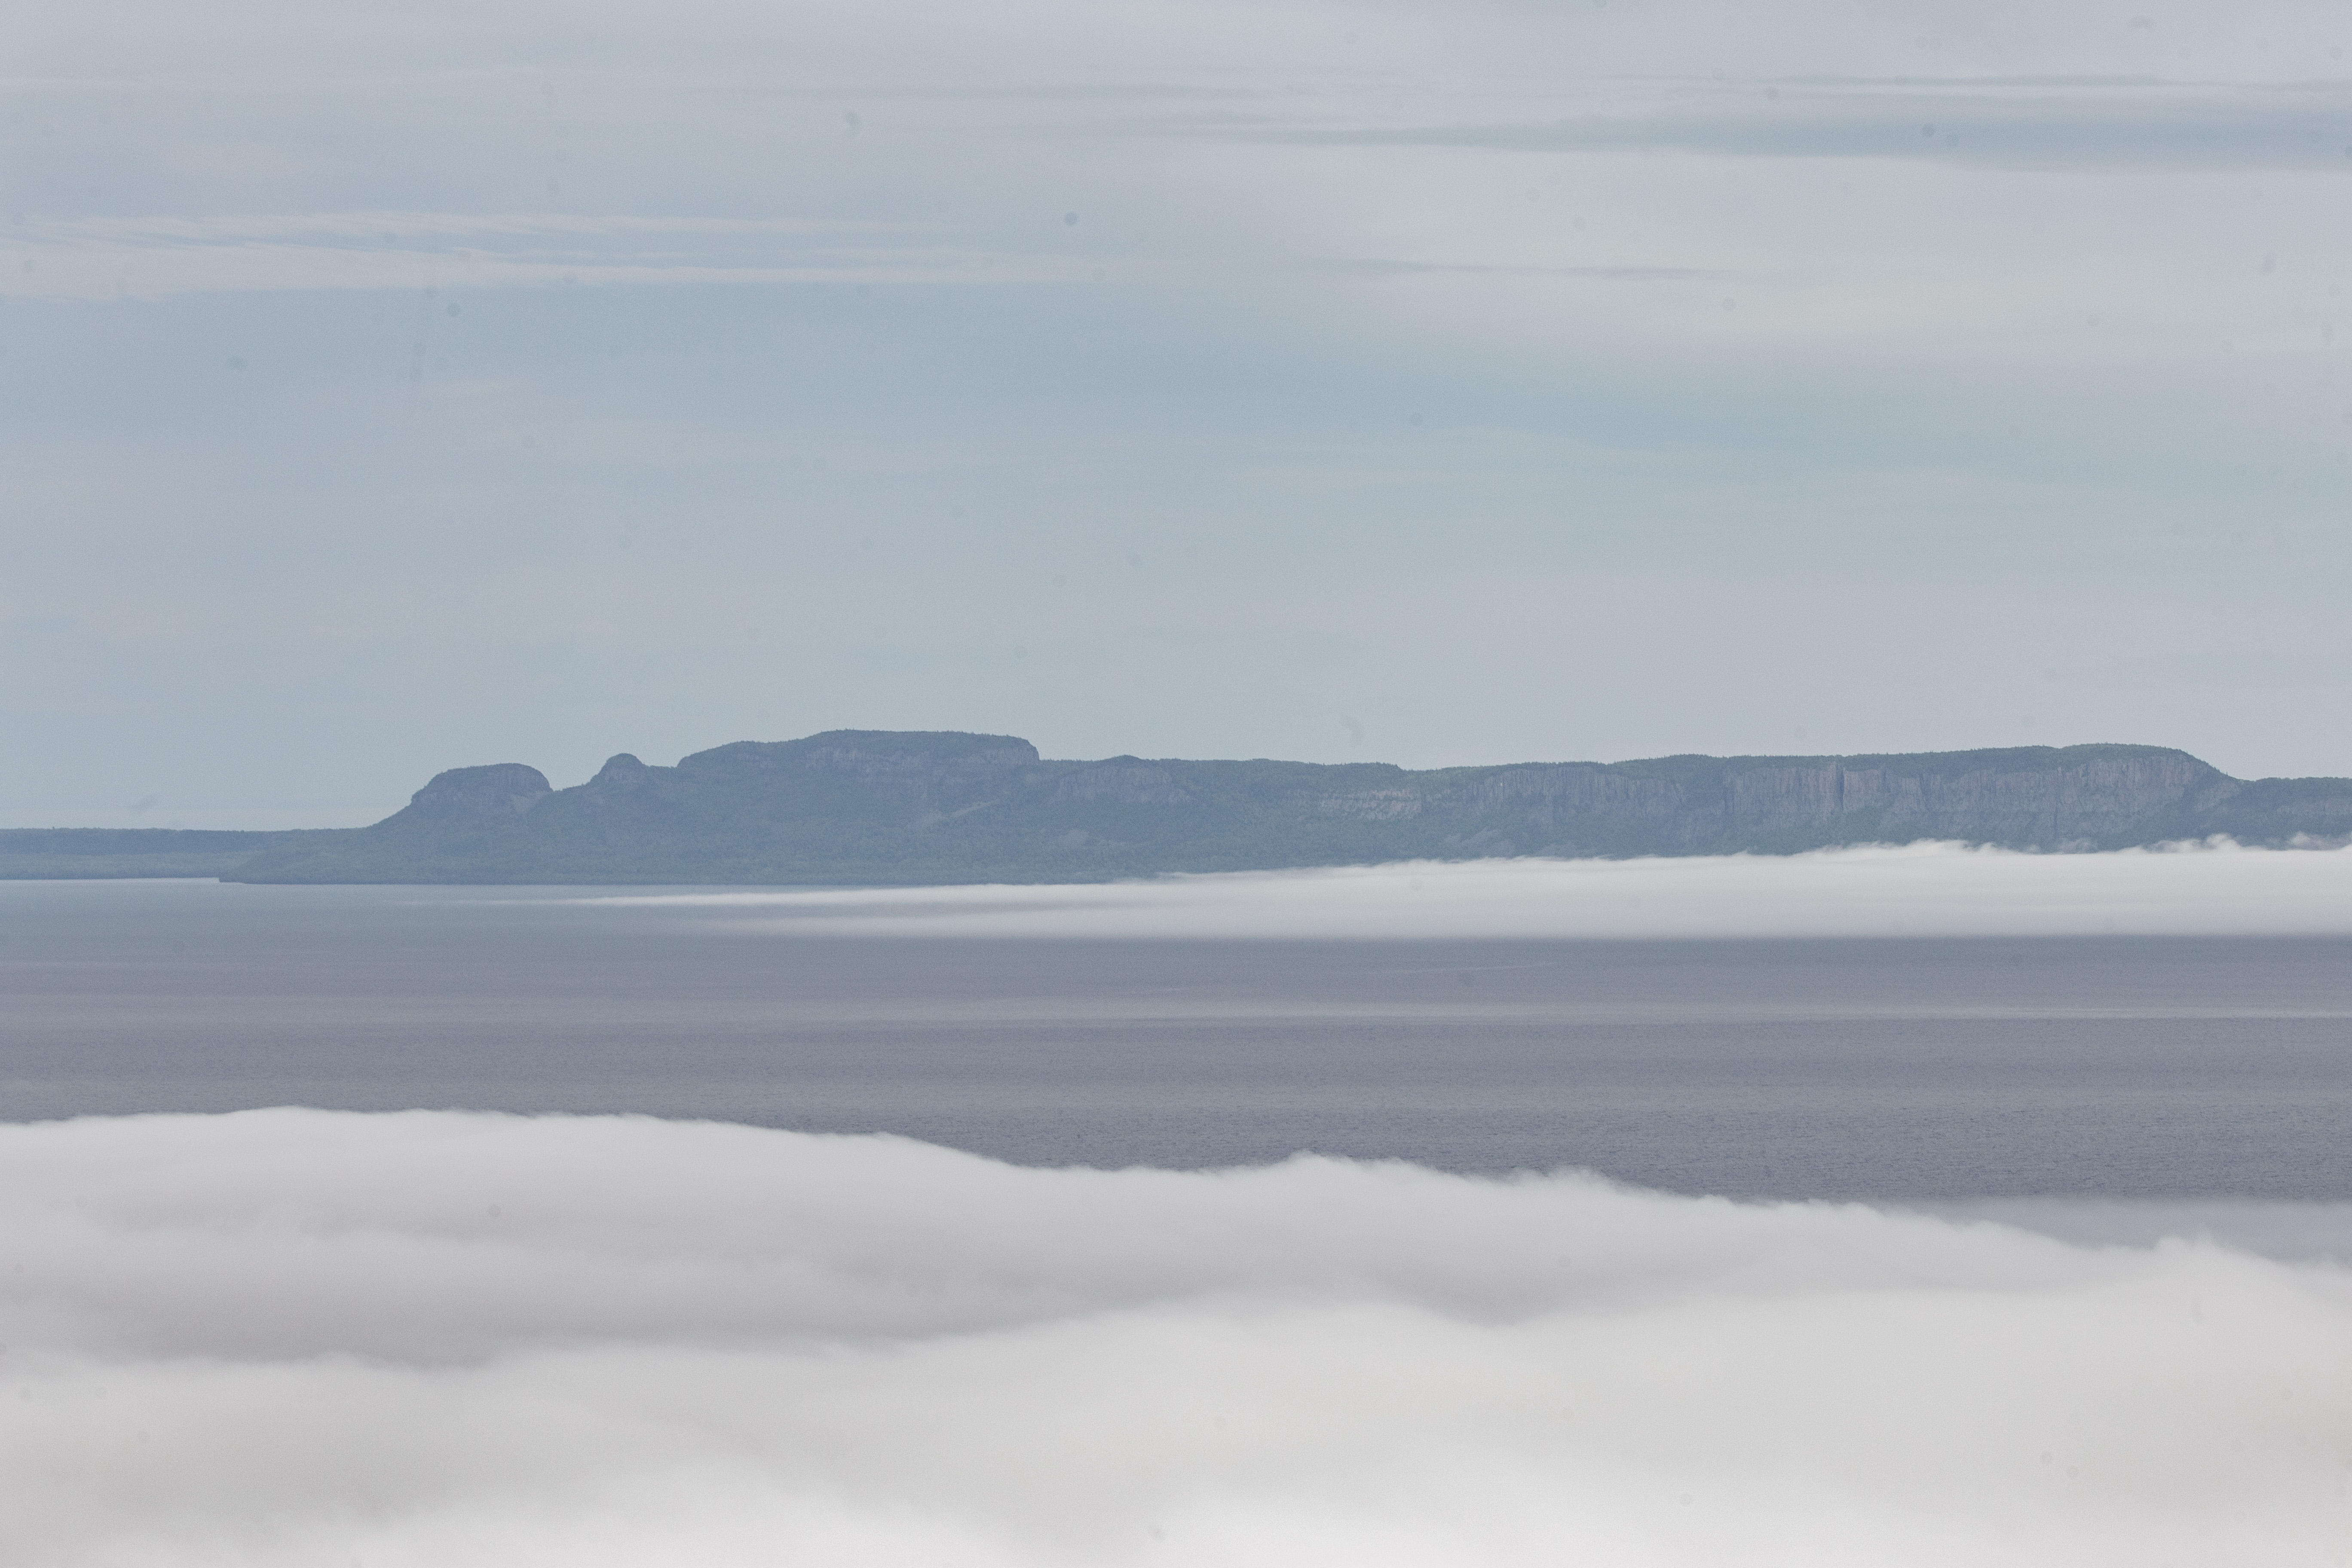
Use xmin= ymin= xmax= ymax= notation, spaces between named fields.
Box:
xmin=9 ymin=731 xmax=2352 ymax=885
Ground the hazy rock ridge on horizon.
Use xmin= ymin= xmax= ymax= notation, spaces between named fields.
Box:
xmin=9 ymin=730 xmax=2352 ymax=884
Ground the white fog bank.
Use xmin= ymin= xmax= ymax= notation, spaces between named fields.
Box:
xmin=2 ymin=1110 xmax=2347 ymax=1567
xmin=571 ymin=839 xmax=2352 ymax=940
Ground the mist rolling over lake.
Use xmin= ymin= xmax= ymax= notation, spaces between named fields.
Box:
xmin=6 ymin=858 xmax=2352 ymax=1561
xmin=5 ymin=1106 xmax=2349 ymax=1568
xmin=14 ymin=0 xmax=2352 ymax=1557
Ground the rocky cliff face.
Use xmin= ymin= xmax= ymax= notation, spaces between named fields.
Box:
xmin=1053 ymin=762 xmax=1190 ymax=805
xmin=1418 ymin=765 xmax=1685 ymax=841
xmin=673 ymin=732 xmax=1039 ymax=811
xmin=1842 ymin=750 xmax=2229 ymax=844
xmin=1376 ymin=747 xmax=2245 ymax=854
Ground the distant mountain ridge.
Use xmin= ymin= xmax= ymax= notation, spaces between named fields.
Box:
xmin=9 ymin=731 xmax=2352 ymax=884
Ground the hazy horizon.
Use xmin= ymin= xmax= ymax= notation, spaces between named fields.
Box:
xmin=8 ymin=7 xmax=2349 ymax=1563
xmin=10 ymin=0 xmax=2352 ymax=824
xmin=3 ymin=726 xmax=2336 ymax=831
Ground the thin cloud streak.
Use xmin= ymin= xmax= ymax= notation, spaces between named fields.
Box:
xmin=1305 ymin=258 xmax=1720 ymax=281
xmin=1212 ymin=78 xmax=2352 ymax=171
xmin=0 ymin=211 xmax=1726 ymax=303
xmin=0 ymin=213 xmax=1085 ymax=302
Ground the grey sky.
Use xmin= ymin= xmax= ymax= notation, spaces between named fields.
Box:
xmin=6 ymin=2 xmax=2351 ymax=824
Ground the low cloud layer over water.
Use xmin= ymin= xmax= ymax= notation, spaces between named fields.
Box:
xmin=3 ymin=1109 xmax=2347 ymax=1565
xmin=570 ymin=839 xmax=2352 ymax=940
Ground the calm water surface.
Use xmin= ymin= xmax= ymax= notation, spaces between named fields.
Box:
xmin=5 ymin=879 xmax=2350 ymax=1200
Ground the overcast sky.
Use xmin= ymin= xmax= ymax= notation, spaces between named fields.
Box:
xmin=6 ymin=1 xmax=2351 ymax=825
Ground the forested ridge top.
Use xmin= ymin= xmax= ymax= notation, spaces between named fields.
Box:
xmin=8 ymin=732 xmax=2350 ymax=884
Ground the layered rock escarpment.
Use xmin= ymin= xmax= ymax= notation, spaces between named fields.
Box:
xmin=1403 ymin=747 xmax=2239 ymax=858
xmin=12 ymin=732 xmax=2349 ymax=885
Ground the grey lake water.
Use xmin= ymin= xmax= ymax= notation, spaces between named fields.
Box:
xmin=5 ymin=878 xmax=2352 ymax=1203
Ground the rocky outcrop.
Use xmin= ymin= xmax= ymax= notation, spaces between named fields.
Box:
xmin=589 ymin=753 xmax=652 ymax=791
xmin=401 ymin=764 xmax=551 ymax=821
